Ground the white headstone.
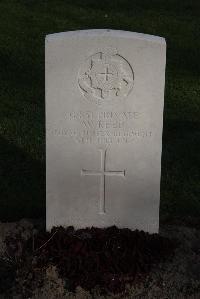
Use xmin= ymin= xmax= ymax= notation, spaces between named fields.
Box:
xmin=46 ymin=29 xmax=166 ymax=233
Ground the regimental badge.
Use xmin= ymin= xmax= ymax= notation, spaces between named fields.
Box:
xmin=78 ymin=48 xmax=134 ymax=105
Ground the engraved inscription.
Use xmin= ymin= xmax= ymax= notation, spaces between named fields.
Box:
xmin=66 ymin=111 xmax=140 ymax=121
xmin=81 ymin=149 xmax=125 ymax=214
xmin=78 ymin=48 xmax=134 ymax=104
xmin=47 ymin=110 xmax=153 ymax=144
xmin=47 ymin=128 xmax=152 ymax=144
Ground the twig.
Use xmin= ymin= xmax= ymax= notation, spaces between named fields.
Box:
xmin=35 ymin=230 xmax=58 ymax=252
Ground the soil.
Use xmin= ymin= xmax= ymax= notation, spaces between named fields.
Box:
xmin=0 ymin=219 xmax=200 ymax=299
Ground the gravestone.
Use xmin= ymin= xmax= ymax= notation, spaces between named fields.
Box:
xmin=46 ymin=29 xmax=166 ymax=233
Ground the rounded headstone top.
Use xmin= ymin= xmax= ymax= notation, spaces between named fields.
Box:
xmin=45 ymin=29 xmax=166 ymax=45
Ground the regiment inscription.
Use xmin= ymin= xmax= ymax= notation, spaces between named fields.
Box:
xmin=47 ymin=109 xmax=152 ymax=144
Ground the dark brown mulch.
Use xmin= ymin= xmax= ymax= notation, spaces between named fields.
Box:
xmin=0 ymin=259 xmax=16 ymax=294
xmin=32 ymin=226 xmax=174 ymax=294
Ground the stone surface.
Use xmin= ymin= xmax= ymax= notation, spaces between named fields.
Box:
xmin=46 ymin=29 xmax=166 ymax=233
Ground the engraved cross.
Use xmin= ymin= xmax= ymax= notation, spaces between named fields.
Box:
xmin=98 ymin=66 xmax=114 ymax=82
xmin=81 ymin=149 xmax=125 ymax=214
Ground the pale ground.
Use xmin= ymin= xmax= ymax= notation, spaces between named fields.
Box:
xmin=0 ymin=219 xmax=200 ymax=299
